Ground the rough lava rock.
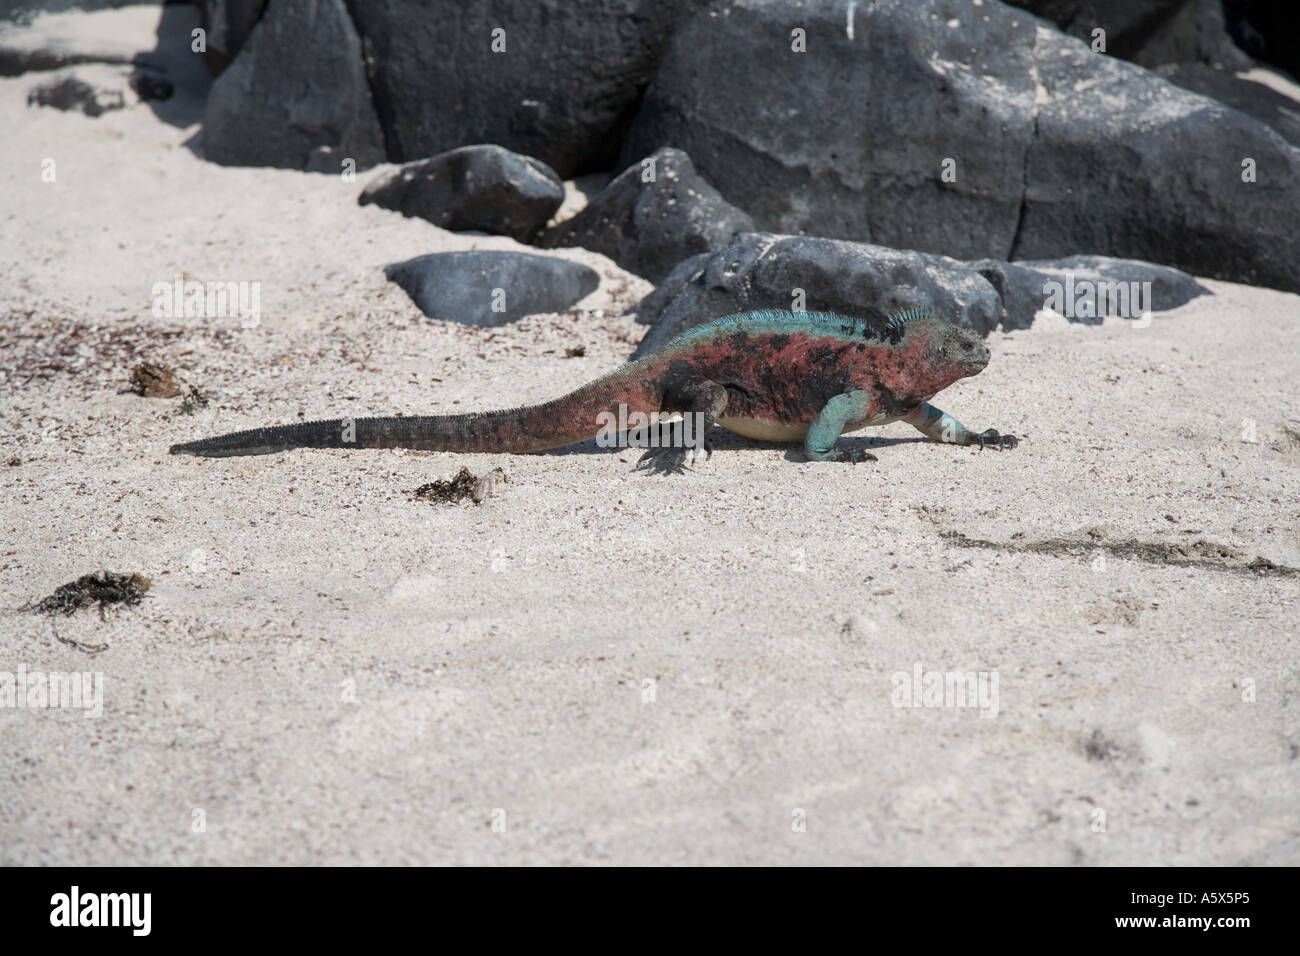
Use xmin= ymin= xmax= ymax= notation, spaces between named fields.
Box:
xmin=346 ymin=0 xmax=709 ymax=177
xmin=622 ymin=0 xmax=1038 ymax=262
xmin=384 ymin=252 xmax=600 ymax=327
xmin=631 ymin=252 xmax=712 ymax=329
xmin=1155 ymin=63 xmax=1300 ymax=148
xmin=1004 ymin=0 xmax=1255 ymax=71
xmin=538 ymin=148 xmax=754 ymax=283
xmin=1221 ymin=0 xmax=1300 ymax=81
xmin=1010 ymin=23 xmax=1300 ymax=292
xmin=972 ymin=256 xmax=1210 ymax=330
xmin=202 ymin=0 xmax=384 ymax=171
xmin=194 ymin=0 xmax=266 ymax=74
xmin=622 ymin=0 xmax=1300 ymax=293
xmin=129 ymin=66 xmax=172 ymax=101
xmin=359 ymin=146 xmax=565 ymax=243
xmin=632 ymin=234 xmax=1212 ymax=356
xmin=630 ymin=233 xmax=1005 ymax=359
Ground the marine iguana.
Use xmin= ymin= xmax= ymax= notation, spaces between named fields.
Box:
xmin=170 ymin=308 xmax=1018 ymax=471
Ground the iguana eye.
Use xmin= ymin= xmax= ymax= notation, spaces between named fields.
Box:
xmin=961 ymin=341 xmax=974 ymax=351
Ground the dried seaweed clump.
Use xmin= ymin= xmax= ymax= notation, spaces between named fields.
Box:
xmin=412 ymin=467 xmax=508 ymax=505
xmin=27 ymin=571 xmax=152 ymax=616
xmin=130 ymin=362 xmax=183 ymax=398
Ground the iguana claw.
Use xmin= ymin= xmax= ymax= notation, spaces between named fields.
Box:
xmin=973 ymin=429 xmax=1018 ymax=450
xmin=635 ymin=438 xmax=712 ymax=475
xmin=825 ymin=447 xmax=878 ymax=463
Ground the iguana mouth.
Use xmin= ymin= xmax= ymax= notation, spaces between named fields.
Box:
xmin=961 ymin=343 xmax=991 ymax=374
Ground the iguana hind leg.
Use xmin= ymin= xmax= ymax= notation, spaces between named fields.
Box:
xmin=904 ymin=402 xmax=1019 ymax=449
xmin=634 ymin=376 xmax=728 ymax=474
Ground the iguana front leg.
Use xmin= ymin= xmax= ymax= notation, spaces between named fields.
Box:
xmin=805 ymin=390 xmax=878 ymax=462
xmin=903 ymin=402 xmax=1018 ymax=449
xmin=634 ymin=376 xmax=729 ymax=474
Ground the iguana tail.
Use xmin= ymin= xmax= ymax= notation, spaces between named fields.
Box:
xmin=169 ymin=367 xmax=659 ymax=458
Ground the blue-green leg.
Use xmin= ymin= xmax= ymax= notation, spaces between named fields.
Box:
xmin=805 ymin=390 xmax=878 ymax=462
xmin=903 ymin=402 xmax=1018 ymax=449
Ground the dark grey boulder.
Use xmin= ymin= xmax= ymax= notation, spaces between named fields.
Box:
xmin=630 ymin=233 xmax=1004 ymax=359
xmin=1124 ymin=0 xmax=1254 ymax=70
xmin=1003 ymin=0 xmax=1255 ymax=71
xmin=623 ymin=0 xmax=1300 ymax=293
xmin=305 ymin=146 xmax=349 ymax=176
xmin=1155 ymin=63 xmax=1300 ymax=149
xmin=631 ymin=236 xmax=1215 ymax=357
xmin=1011 ymin=26 xmax=1300 ymax=292
xmin=538 ymin=148 xmax=754 ymax=283
xmin=631 ymin=252 xmax=712 ymax=327
xmin=201 ymin=0 xmax=384 ymax=171
xmin=129 ymin=66 xmax=172 ymax=101
xmin=1001 ymin=2 xmax=1182 ymax=58
xmin=622 ymin=0 xmax=1038 ymax=262
xmin=345 ymin=0 xmax=709 ymax=177
xmin=967 ymin=261 xmax=1060 ymax=332
xmin=194 ymin=0 xmax=267 ymax=74
xmin=385 ymin=252 xmax=600 ymax=327
xmin=973 ymin=256 xmax=1210 ymax=330
xmin=359 ymin=146 xmax=564 ymax=242
xmin=1221 ymin=0 xmax=1300 ymax=81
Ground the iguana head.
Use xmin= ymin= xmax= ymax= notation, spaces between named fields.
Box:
xmin=896 ymin=314 xmax=990 ymax=395
xmin=930 ymin=321 xmax=989 ymax=376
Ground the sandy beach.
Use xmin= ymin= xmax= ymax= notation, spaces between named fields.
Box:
xmin=2 ymin=8 xmax=1298 ymax=866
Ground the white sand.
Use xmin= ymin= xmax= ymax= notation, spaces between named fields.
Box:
xmin=1 ymin=6 xmax=1297 ymax=865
